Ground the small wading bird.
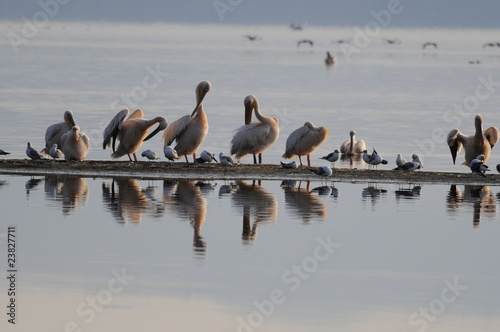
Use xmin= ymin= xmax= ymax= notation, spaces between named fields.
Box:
xmin=230 ymin=95 xmax=279 ymax=164
xmin=49 ymin=143 xmax=65 ymax=159
xmin=141 ymin=150 xmax=160 ymax=160
xmin=0 ymin=149 xmax=10 ymax=155
xmin=283 ymin=121 xmax=328 ymax=167
xmin=219 ymin=152 xmax=237 ymax=166
xmin=26 ymin=142 xmax=43 ymax=160
xmin=195 ymin=150 xmax=218 ymax=164
xmin=103 ymin=109 xmax=167 ymax=162
xmin=393 ymin=154 xmax=423 ymax=172
xmin=41 ymin=110 xmax=76 ymax=156
xmin=310 ymin=165 xmax=333 ymax=177
xmin=340 ymin=130 xmax=366 ymax=156
xmin=163 ymin=81 xmax=211 ymax=163
xmin=447 ymin=114 xmax=499 ymax=165
xmin=320 ymin=149 xmax=340 ymax=167
xmin=469 ymin=155 xmax=489 ymax=176
xmin=61 ymin=125 xmax=90 ymax=161
xmin=164 ymin=146 xmax=180 ymax=161
xmin=325 ymin=52 xmax=335 ymax=66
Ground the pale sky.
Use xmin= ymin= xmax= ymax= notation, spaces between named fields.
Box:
xmin=1 ymin=0 xmax=500 ymax=28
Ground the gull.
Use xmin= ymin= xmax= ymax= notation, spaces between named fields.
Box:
xmin=393 ymin=154 xmax=423 ymax=172
xmin=195 ymin=150 xmax=218 ymax=164
xmin=382 ymin=38 xmax=401 ymax=44
xmin=0 ymin=149 xmax=10 ymax=155
xmin=362 ymin=149 xmax=388 ymax=169
xmin=280 ymin=161 xmax=298 ymax=169
xmin=340 ymin=130 xmax=366 ymax=156
xmin=49 ymin=143 xmax=65 ymax=159
xmin=141 ymin=150 xmax=160 ymax=160
xmin=26 ymin=142 xmax=43 ymax=160
xmin=447 ymin=114 xmax=499 ymax=165
xmin=320 ymin=149 xmax=340 ymax=167
xmin=164 ymin=146 xmax=180 ymax=161
xmin=283 ymin=121 xmax=329 ymax=166
xmin=310 ymin=166 xmax=333 ymax=177
xmin=219 ymin=152 xmax=237 ymax=166
xmin=483 ymin=42 xmax=500 ymax=48
xmin=243 ymin=35 xmax=261 ymax=41
xmin=497 ymin=164 xmax=500 ymax=173
xmin=395 ymin=154 xmax=407 ymax=167
xmin=469 ymin=155 xmax=490 ymax=176
xmin=325 ymin=52 xmax=335 ymax=66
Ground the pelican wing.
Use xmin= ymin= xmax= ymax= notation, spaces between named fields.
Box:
xmin=484 ymin=126 xmax=499 ymax=148
xmin=230 ymin=123 xmax=271 ymax=157
xmin=447 ymin=129 xmax=463 ymax=164
xmin=163 ymin=114 xmax=191 ymax=147
xmin=103 ymin=109 xmax=130 ymax=150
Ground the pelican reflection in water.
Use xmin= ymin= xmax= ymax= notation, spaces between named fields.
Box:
xmin=231 ymin=180 xmax=277 ymax=244
xmin=44 ymin=175 xmax=88 ymax=215
xmin=281 ymin=180 xmax=327 ymax=223
xmin=447 ymin=185 xmax=497 ymax=228
xmin=102 ymin=178 xmax=149 ymax=223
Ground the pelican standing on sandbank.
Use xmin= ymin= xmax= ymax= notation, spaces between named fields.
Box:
xmin=447 ymin=114 xmax=499 ymax=165
xmin=41 ymin=110 xmax=76 ymax=156
xmin=283 ymin=122 xmax=328 ymax=166
xmin=61 ymin=126 xmax=90 ymax=161
xmin=103 ymin=109 xmax=167 ymax=162
xmin=163 ymin=81 xmax=211 ymax=163
xmin=340 ymin=130 xmax=366 ymax=156
xmin=230 ymin=95 xmax=279 ymax=164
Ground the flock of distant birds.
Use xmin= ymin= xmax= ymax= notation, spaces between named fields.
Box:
xmin=1 ymin=78 xmax=499 ymax=178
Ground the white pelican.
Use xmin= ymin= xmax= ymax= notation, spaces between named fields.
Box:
xmin=141 ymin=150 xmax=159 ymax=160
xmin=195 ymin=150 xmax=217 ymax=164
xmin=219 ymin=152 xmax=237 ymax=166
xmin=325 ymin=52 xmax=335 ymax=66
xmin=230 ymin=95 xmax=280 ymax=164
xmin=283 ymin=121 xmax=328 ymax=166
xmin=0 ymin=149 xmax=10 ymax=155
xmin=340 ymin=130 xmax=366 ymax=156
xmin=41 ymin=110 xmax=76 ymax=156
xmin=393 ymin=154 xmax=422 ymax=171
xmin=163 ymin=81 xmax=211 ymax=163
xmin=280 ymin=161 xmax=298 ymax=169
xmin=320 ymin=149 xmax=340 ymax=166
xmin=395 ymin=154 xmax=406 ymax=167
xmin=49 ymin=144 xmax=65 ymax=159
xmin=61 ymin=126 xmax=90 ymax=161
xmin=103 ymin=109 xmax=168 ymax=162
xmin=470 ymin=155 xmax=489 ymax=176
xmin=310 ymin=166 xmax=333 ymax=177
xmin=447 ymin=114 xmax=499 ymax=165
xmin=164 ymin=146 xmax=180 ymax=161
xmin=26 ymin=142 xmax=43 ymax=160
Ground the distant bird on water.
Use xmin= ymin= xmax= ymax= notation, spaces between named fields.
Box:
xmin=297 ymin=39 xmax=314 ymax=47
xmin=26 ymin=142 xmax=43 ymax=160
xmin=320 ymin=149 xmax=340 ymax=167
xmin=0 ymin=149 xmax=10 ymax=155
xmin=340 ymin=130 xmax=366 ymax=156
xmin=243 ymin=35 xmax=261 ymax=41
xmin=141 ymin=150 xmax=160 ymax=160
xmin=283 ymin=121 xmax=329 ymax=167
xmin=422 ymin=42 xmax=438 ymax=49
xmin=325 ymin=52 xmax=335 ymax=66
xmin=230 ymin=95 xmax=279 ymax=164
xmin=382 ymin=38 xmax=401 ymax=44
xmin=103 ymin=109 xmax=167 ymax=162
xmin=163 ymin=81 xmax=211 ymax=163
xmin=483 ymin=42 xmax=500 ymax=48
xmin=41 ymin=110 xmax=76 ymax=156
xmin=447 ymin=114 xmax=499 ymax=165
xmin=469 ymin=154 xmax=489 ymax=176
xmin=49 ymin=143 xmax=65 ymax=159
xmin=310 ymin=166 xmax=333 ymax=177
xmin=290 ymin=23 xmax=303 ymax=31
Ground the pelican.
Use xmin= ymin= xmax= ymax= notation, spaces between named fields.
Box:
xmin=283 ymin=121 xmax=328 ymax=167
xmin=26 ymin=142 xmax=43 ymax=160
xmin=230 ymin=95 xmax=279 ymax=164
xmin=340 ymin=130 xmax=366 ymax=156
xmin=393 ymin=154 xmax=422 ymax=171
xmin=41 ymin=110 xmax=76 ymax=156
xmin=395 ymin=154 xmax=406 ymax=166
xmin=320 ymin=149 xmax=340 ymax=167
xmin=325 ymin=52 xmax=335 ymax=66
xmin=219 ymin=152 xmax=237 ymax=166
xmin=103 ymin=109 xmax=168 ymax=162
xmin=49 ymin=144 xmax=65 ymax=159
xmin=310 ymin=166 xmax=333 ymax=177
xmin=280 ymin=161 xmax=298 ymax=169
xmin=163 ymin=81 xmax=211 ymax=163
xmin=470 ymin=155 xmax=489 ymax=176
xmin=195 ymin=150 xmax=218 ymax=164
xmin=164 ymin=146 xmax=180 ymax=161
xmin=0 ymin=149 xmax=10 ymax=155
xmin=61 ymin=126 xmax=90 ymax=161
xmin=141 ymin=150 xmax=160 ymax=160
xmin=447 ymin=114 xmax=499 ymax=165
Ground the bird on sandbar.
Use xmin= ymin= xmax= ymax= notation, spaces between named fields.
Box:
xmin=447 ymin=114 xmax=499 ymax=165
xmin=0 ymin=149 xmax=10 ymax=156
xmin=395 ymin=154 xmax=407 ymax=167
xmin=230 ymin=95 xmax=279 ymax=164
xmin=320 ymin=149 xmax=340 ymax=167
xmin=163 ymin=81 xmax=211 ymax=163
xmin=393 ymin=154 xmax=423 ymax=172
xmin=280 ymin=161 xmax=298 ymax=169
xmin=141 ymin=150 xmax=160 ymax=160
xmin=195 ymin=150 xmax=218 ymax=164
xmin=363 ymin=149 xmax=388 ymax=169
xmin=219 ymin=152 xmax=237 ymax=166
xmin=469 ymin=155 xmax=490 ymax=176
xmin=40 ymin=110 xmax=76 ymax=157
xmin=61 ymin=125 xmax=90 ymax=161
xmin=49 ymin=143 xmax=65 ymax=159
xmin=164 ymin=146 xmax=180 ymax=161
xmin=283 ymin=121 xmax=329 ymax=167
xmin=26 ymin=142 xmax=43 ymax=160
xmin=310 ymin=166 xmax=333 ymax=177
xmin=103 ymin=109 xmax=167 ymax=162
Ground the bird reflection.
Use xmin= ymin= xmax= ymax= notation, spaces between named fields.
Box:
xmin=26 ymin=176 xmax=43 ymax=196
xmin=44 ymin=175 xmax=88 ymax=215
xmin=0 ymin=179 xmax=8 ymax=188
xmin=362 ymin=183 xmax=387 ymax=208
xmin=163 ymin=180 xmax=208 ymax=256
xmin=447 ymin=185 xmax=497 ymax=227
xmin=395 ymin=184 xmax=422 ymax=201
xmin=340 ymin=154 xmax=365 ymax=168
xmin=102 ymin=178 xmax=148 ymax=223
xmin=231 ymin=180 xmax=277 ymax=244
xmin=281 ymin=180 xmax=327 ymax=224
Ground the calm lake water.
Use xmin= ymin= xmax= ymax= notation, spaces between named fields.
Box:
xmin=1 ymin=21 xmax=500 ymax=331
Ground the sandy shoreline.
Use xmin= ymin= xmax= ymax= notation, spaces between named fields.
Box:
xmin=1 ymin=159 xmax=499 ymax=185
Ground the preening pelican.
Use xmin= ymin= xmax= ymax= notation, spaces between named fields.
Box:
xmin=163 ymin=81 xmax=211 ymax=163
xmin=340 ymin=130 xmax=366 ymax=156
xmin=41 ymin=110 xmax=76 ymax=156
xmin=230 ymin=95 xmax=279 ymax=164
xmin=61 ymin=126 xmax=90 ymax=161
xmin=447 ymin=114 xmax=499 ymax=165
xmin=26 ymin=142 xmax=43 ymax=160
xmin=103 ymin=109 xmax=168 ymax=162
xmin=283 ymin=122 xmax=328 ymax=166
